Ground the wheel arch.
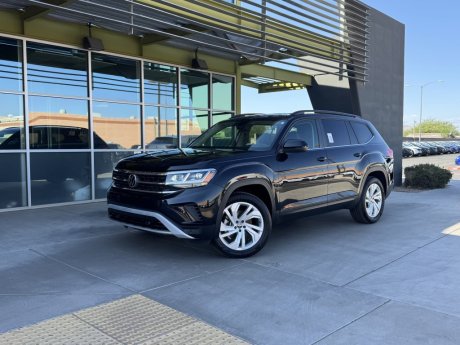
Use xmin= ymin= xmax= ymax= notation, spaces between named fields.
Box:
xmin=361 ymin=167 xmax=388 ymax=196
xmin=220 ymin=178 xmax=276 ymax=219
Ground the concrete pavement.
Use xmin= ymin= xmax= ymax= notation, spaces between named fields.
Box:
xmin=1 ymin=181 xmax=460 ymax=344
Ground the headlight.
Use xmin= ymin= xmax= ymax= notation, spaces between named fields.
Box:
xmin=165 ymin=169 xmax=216 ymax=188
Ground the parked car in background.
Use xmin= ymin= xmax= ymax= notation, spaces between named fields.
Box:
xmin=403 ymin=142 xmax=422 ymax=157
xmin=0 ymin=127 xmax=19 ymax=146
xmin=0 ymin=125 xmax=113 ymax=183
xmin=402 ymin=140 xmax=460 ymax=158
xmin=146 ymin=136 xmax=178 ymax=150
xmin=402 ymin=146 xmax=418 ymax=158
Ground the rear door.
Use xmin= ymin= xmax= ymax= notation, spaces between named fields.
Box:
xmin=320 ymin=118 xmax=362 ymax=205
xmin=275 ymin=119 xmax=329 ymax=215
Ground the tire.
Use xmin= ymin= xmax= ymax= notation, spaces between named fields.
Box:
xmin=350 ymin=177 xmax=385 ymax=224
xmin=213 ymin=192 xmax=272 ymax=258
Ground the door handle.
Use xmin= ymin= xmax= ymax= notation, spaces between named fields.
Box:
xmin=353 ymin=152 xmax=363 ymax=158
xmin=317 ymin=156 xmax=327 ymax=162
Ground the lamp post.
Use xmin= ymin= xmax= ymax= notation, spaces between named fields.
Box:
xmin=418 ymin=80 xmax=444 ymax=142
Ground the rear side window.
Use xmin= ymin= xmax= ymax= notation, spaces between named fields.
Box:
xmin=321 ymin=119 xmax=350 ymax=146
xmin=350 ymin=122 xmax=374 ymax=144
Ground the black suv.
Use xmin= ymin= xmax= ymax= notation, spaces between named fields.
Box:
xmin=108 ymin=111 xmax=394 ymax=257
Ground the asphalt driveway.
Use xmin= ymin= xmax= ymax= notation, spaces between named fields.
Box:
xmin=1 ymin=181 xmax=460 ymax=344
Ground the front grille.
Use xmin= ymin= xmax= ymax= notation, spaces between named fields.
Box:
xmin=109 ymin=208 xmax=168 ymax=232
xmin=112 ymin=169 xmax=176 ymax=194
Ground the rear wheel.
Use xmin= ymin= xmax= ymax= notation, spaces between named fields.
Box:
xmin=350 ymin=177 xmax=385 ymax=224
xmin=213 ymin=192 xmax=271 ymax=258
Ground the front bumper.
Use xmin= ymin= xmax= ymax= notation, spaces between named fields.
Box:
xmin=107 ymin=183 xmax=222 ymax=240
xmin=108 ymin=204 xmax=195 ymax=239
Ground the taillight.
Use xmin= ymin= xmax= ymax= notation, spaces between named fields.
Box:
xmin=387 ymin=148 xmax=394 ymax=158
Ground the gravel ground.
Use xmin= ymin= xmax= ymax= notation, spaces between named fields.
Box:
xmin=403 ymin=153 xmax=460 ymax=180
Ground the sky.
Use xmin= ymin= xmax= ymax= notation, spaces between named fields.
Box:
xmin=242 ymin=0 xmax=460 ymax=129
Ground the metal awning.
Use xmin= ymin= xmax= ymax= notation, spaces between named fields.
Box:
xmin=240 ymin=64 xmax=311 ymax=93
xmin=0 ymin=0 xmax=369 ymax=83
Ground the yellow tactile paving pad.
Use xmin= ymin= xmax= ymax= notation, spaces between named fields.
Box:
xmin=0 ymin=295 xmax=249 ymax=345
xmin=0 ymin=314 xmax=119 ymax=345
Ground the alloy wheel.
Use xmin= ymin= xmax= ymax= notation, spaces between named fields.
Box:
xmin=219 ymin=202 xmax=264 ymax=251
xmin=365 ymin=183 xmax=383 ymax=218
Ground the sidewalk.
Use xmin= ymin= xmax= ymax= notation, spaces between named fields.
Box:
xmin=1 ymin=182 xmax=460 ymax=344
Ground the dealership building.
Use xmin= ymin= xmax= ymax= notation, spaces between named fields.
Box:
xmin=0 ymin=0 xmax=404 ymax=210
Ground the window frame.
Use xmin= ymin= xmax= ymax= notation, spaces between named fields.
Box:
xmin=349 ymin=120 xmax=375 ymax=145
xmin=280 ymin=119 xmax=323 ymax=151
xmin=320 ymin=118 xmax=353 ymax=148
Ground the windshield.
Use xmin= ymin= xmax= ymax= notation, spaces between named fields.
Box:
xmin=189 ymin=118 xmax=287 ymax=151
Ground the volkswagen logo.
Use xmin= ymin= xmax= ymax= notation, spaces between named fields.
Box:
xmin=127 ymin=174 xmax=138 ymax=188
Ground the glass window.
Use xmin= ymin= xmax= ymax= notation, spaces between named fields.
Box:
xmin=212 ymin=74 xmax=233 ymax=110
xmin=145 ymin=106 xmax=178 ymax=149
xmin=0 ymin=94 xmax=24 ymax=150
xmin=350 ymin=121 xmax=374 ymax=144
xmin=180 ymin=109 xmax=209 ymax=147
xmin=0 ymin=153 xmax=27 ymax=209
xmin=29 ymin=126 xmax=91 ymax=150
xmin=212 ymin=111 xmax=233 ymax=125
xmin=0 ymin=38 xmax=23 ymax=92
xmin=180 ymin=69 xmax=209 ymax=109
xmin=92 ymin=53 xmax=140 ymax=102
xmin=29 ymin=96 xmax=89 ymax=149
xmin=30 ymin=152 xmax=91 ymax=205
xmin=286 ymin=121 xmax=320 ymax=148
xmin=95 ymin=151 xmax=134 ymax=199
xmin=93 ymin=102 xmax=140 ymax=149
xmin=321 ymin=119 xmax=351 ymax=147
xmin=190 ymin=119 xmax=286 ymax=151
xmin=144 ymin=63 xmax=177 ymax=106
xmin=27 ymin=43 xmax=87 ymax=97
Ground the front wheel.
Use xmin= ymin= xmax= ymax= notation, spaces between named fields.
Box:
xmin=213 ymin=192 xmax=271 ymax=258
xmin=350 ymin=178 xmax=385 ymax=224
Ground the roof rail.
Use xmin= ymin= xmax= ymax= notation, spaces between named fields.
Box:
xmin=290 ymin=110 xmax=359 ymax=118
xmin=235 ymin=113 xmax=290 ymax=117
xmin=234 ymin=113 xmax=267 ymax=117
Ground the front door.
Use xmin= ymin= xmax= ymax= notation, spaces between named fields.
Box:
xmin=274 ymin=119 xmax=329 ymax=215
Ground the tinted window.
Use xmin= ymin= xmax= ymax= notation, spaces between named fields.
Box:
xmin=144 ymin=106 xmax=178 ymax=148
xmin=92 ymin=53 xmax=140 ymax=102
xmin=0 ymin=128 xmax=22 ymax=150
xmin=27 ymin=43 xmax=87 ymax=97
xmin=181 ymin=109 xmax=209 ymax=147
xmin=0 ymin=93 xmax=24 ymax=150
xmin=29 ymin=96 xmax=89 ymax=149
xmin=30 ymin=126 xmax=90 ymax=149
xmin=92 ymin=102 xmax=140 ymax=149
xmin=212 ymin=111 xmax=232 ymax=125
xmin=0 ymin=153 xmax=27 ymax=209
xmin=286 ymin=121 xmax=319 ymax=148
xmin=0 ymin=38 xmax=22 ymax=92
xmin=212 ymin=74 xmax=234 ymax=110
xmin=350 ymin=121 xmax=373 ymax=144
xmin=144 ymin=63 xmax=177 ymax=106
xmin=322 ymin=119 xmax=350 ymax=146
xmin=180 ymin=68 xmax=209 ymax=109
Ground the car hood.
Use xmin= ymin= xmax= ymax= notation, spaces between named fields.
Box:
xmin=115 ymin=148 xmax=269 ymax=172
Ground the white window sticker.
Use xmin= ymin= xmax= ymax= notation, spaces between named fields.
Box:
xmin=327 ymin=132 xmax=334 ymax=143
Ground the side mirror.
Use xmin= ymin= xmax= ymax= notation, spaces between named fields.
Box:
xmin=283 ymin=139 xmax=308 ymax=153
